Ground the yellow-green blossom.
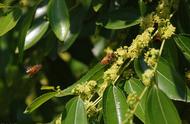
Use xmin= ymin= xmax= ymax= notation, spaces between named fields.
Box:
xmin=127 ymin=93 xmax=138 ymax=107
xmin=144 ymin=48 xmax=159 ymax=67
xmin=160 ymin=23 xmax=176 ymax=39
xmin=103 ymin=63 xmax=119 ymax=81
xmin=72 ymin=80 xmax=97 ymax=100
xmin=142 ymin=69 xmax=154 ymax=86
xmin=84 ymin=100 xmax=98 ymax=117
xmin=127 ymin=28 xmax=153 ymax=58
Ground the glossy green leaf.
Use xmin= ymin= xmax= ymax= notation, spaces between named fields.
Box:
xmin=124 ymin=78 xmax=146 ymax=123
xmin=63 ymin=97 xmax=88 ymax=124
xmin=145 ymin=85 xmax=181 ymax=124
xmin=134 ymin=57 xmax=190 ymax=102
xmin=24 ymin=20 xmax=49 ymax=50
xmin=18 ymin=4 xmax=38 ymax=63
xmin=24 ymin=92 xmax=58 ymax=114
xmin=48 ymin=0 xmax=70 ymax=41
xmin=0 ymin=8 xmax=21 ymax=36
xmin=103 ymin=85 xmax=128 ymax=124
xmin=58 ymin=0 xmax=92 ymax=51
xmin=174 ymin=34 xmax=190 ymax=62
xmin=56 ymin=63 xmax=106 ymax=97
xmin=96 ymin=8 xmax=141 ymax=29
xmin=156 ymin=57 xmax=190 ymax=102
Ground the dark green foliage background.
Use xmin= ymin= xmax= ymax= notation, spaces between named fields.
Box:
xmin=0 ymin=0 xmax=190 ymax=123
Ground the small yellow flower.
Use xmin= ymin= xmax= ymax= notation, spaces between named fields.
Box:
xmin=72 ymin=80 xmax=97 ymax=100
xmin=127 ymin=28 xmax=153 ymax=58
xmin=160 ymin=23 xmax=176 ymax=39
xmin=144 ymin=48 xmax=159 ymax=67
xmin=142 ymin=69 xmax=154 ymax=86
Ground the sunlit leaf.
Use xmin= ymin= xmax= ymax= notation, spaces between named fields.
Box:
xmin=62 ymin=97 xmax=88 ymax=124
xmin=145 ymin=85 xmax=181 ymax=124
xmin=0 ymin=8 xmax=21 ymax=36
xmin=103 ymin=85 xmax=128 ymax=124
xmin=24 ymin=92 xmax=58 ymax=114
xmin=92 ymin=0 xmax=104 ymax=12
xmin=24 ymin=20 xmax=49 ymax=50
xmin=48 ymin=0 xmax=70 ymax=41
xmin=58 ymin=0 xmax=92 ymax=51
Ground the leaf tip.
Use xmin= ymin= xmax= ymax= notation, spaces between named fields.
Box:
xmin=23 ymin=109 xmax=29 ymax=114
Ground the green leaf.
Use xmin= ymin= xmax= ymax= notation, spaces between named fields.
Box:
xmin=138 ymin=0 xmax=146 ymax=16
xmin=124 ymin=78 xmax=146 ymax=123
xmin=58 ymin=0 xmax=92 ymax=51
xmin=134 ymin=57 xmax=147 ymax=79
xmin=174 ymin=34 xmax=190 ymax=62
xmin=0 ymin=3 xmax=11 ymax=8
xmin=96 ymin=8 xmax=141 ymax=29
xmin=48 ymin=0 xmax=70 ymax=41
xmin=176 ymin=1 xmax=190 ymax=34
xmin=63 ymin=97 xmax=88 ymax=124
xmin=92 ymin=0 xmax=104 ymax=12
xmin=103 ymin=85 xmax=128 ymax=124
xmin=24 ymin=92 xmax=58 ymax=114
xmin=0 ymin=8 xmax=21 ymax=36
xmin=145 ymin=85 xmax=181 ymax=124
xmin=134 ymin=57 xmax=190 ymax=102
xmin=18 ymin=3 xmax=39 ymax=63
xmin=56 ymin=63 xmax=106 ymax=97
xmin=162 ymin=38 xmax=179 ymax=69
xmin=156 ymin=57 xmax=190 ymax=102
xmin=24 ymin=20 xmax=49 ymax=50
xmin=69 ymin=58 xmax=88 ymax=78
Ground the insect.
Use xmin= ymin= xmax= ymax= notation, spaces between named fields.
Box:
xmin=153 ymin=33 xmax=161 ymax=42
xmin=26 ymin=64 xmax=42 ymax=76
xmin=101 ymin=52 xmax=115 ymax=65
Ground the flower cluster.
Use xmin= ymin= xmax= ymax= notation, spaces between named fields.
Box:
xmin=72 ymin=80 xmax=97 ymax=100
xmin=141 ymin=13 xmax=176 ymax=41
xmin=84 ymin=100 xmax=98 ymax=117
xmin=142 ymin=69 xmax=155 ymax=86
xmin=159 ymin=21 xmax=176 ymax=39
xmin=103 ymin=47 xmax=128 ymax=82
xmin=127 ymin=93 xmax=139 ymax=108
xmin=127 ymin=27 xmax=154 ymax=58
xmin=144 ymin=48 xmax=159 ymax=68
